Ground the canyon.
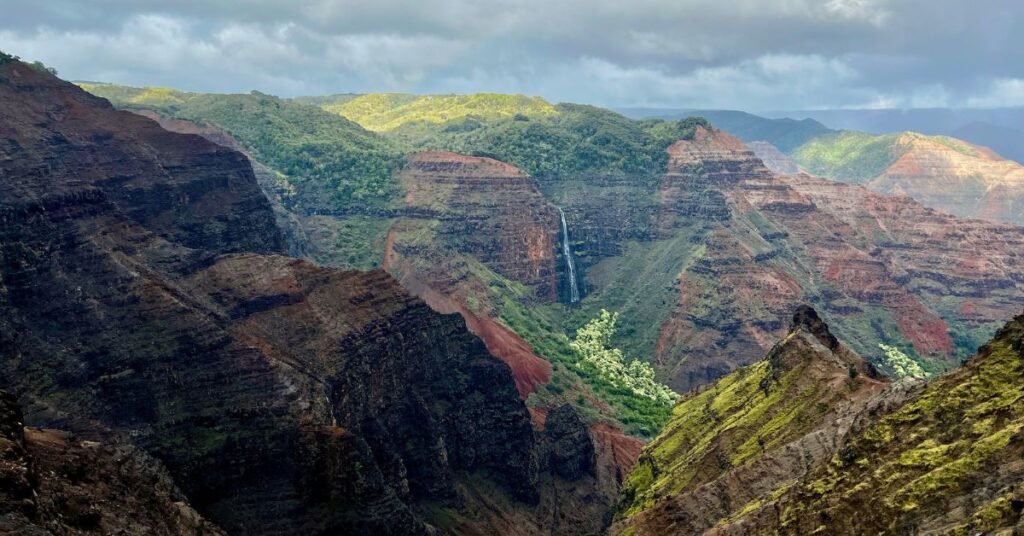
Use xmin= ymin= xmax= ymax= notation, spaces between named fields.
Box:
xmin=83 ymin=82 xmax=1024 ymax=408
xmin=13 ymin=70 xmax=1022 ymax=534
xmin=0 ymin=59 xmax=629 ymax=534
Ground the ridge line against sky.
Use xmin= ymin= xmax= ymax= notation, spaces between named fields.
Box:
xmin=1 ymin=0 xmax=1022 ymax=111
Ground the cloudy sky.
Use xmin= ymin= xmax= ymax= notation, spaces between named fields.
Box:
xmin=1 ymin=0 xmax=1021 ymax=110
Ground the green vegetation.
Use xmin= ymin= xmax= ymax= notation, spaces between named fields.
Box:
xmin=79 ymin=83 xmax=402 ymax=206
xmin=776 ymin=317 xmax=1024 ymax=532
xmin=878 ymin=343 xmax=929 ymax=379
xmin=619 ymin=331 xmax=859 ymax=516
xmin=308 ymin=92 xmax=712 ymax=179
xmin=791 ymin=131 xmax=901 ymax=182
xmin=394 ymin=106 xmax=709 ymax=178
xmin=301 ymin=215 xmax=394 ymax=270
xmin=498 ymin=293 xmax=676 ymax=438
xmin=570 ymin=310 xmax=677 ymax=406
xmin=320 ymin=92 xmax=558 ymax=132
xmin=0 ymin=51 xmax=57 ymax=75
xmin=562 ymin=230 xmax=706 ymax=361
xmin=924 ymin=133 xmax=981 ymax=157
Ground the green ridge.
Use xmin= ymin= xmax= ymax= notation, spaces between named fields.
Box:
xmin=791 ymin=131 xmax=902 ymax=182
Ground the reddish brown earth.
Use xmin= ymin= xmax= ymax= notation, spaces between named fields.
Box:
xmin=866 ymin=133 xmax=1024 ymax=224
xmin=654 ymin=128 xmax=1024 ymax=390
xmin=590 ymin=423 xmax=645 ymax=484
xmin=397 ymin=150 xmax=560 ymax=299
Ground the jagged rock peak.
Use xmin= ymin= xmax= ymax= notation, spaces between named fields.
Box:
xmin=790 ymin=304 xmax=840 ymax=351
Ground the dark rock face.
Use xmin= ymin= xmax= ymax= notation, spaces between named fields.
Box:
xmin=542 ymin=404 xmax=595 ymax=481
xmin=0 ymin=391 xmax=222 ymax=535
xmin=0 ymin=60 xmax=540 ymax=534
xmin=0 ymin=63 xmax=283 ymax=256
xmin=790 ymin=305 xmax=839 ymax=351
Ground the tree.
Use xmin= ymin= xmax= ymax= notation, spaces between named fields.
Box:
xmin=571 ymin=310 xmax=678 ymax=406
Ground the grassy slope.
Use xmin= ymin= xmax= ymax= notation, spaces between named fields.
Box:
xmin=775 ymin=315 xmax=1024 ymax=534
xmin=320 ymin=93 xmax=559 ymax=132
xmin=617 ymin=314 xmax=1024 ymax=534
xmin=618 ymin=330 xmax=875 ymax=516
xmin=564 ymin=232 xmax=706 ymax=364
xmin=791 ymin=129 xmax=984 ymax=184
xmin=791 ymin=131 xmax=902 ymax=182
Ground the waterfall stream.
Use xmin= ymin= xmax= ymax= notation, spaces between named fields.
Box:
xmin=557 ymin=207 xmax=580 ymax=303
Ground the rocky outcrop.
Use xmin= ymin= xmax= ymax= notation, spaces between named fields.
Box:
xmin=754 ymin=312 xmax=1024 ymax=535
xmin=0 ymin=59 xmax=554 ymax=534
xmin=384 ymin=151 xmax=564 ymax=397
xmin=657 ymin=128 xmax=774 ymax=230
xmin=621 ymin=312 xmax=1024 ymax=535
xmin=0 ymin=391 xmax=222 ymax=535
xmin=613 ymin=306 xmax=891 ymax=535
xmin=542 ymin=404 xmax=595 ymax=480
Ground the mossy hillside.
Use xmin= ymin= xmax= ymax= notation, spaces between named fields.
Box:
xmin=321 ymin=92 xmax=559 ymax=132
xmin=791 ymin=131 xmax=902 ymax=183
xmin=79 ymin=83 xmax=403 ymax=207
xmin=776 ymin=315 xmax=1024 ymax=534
xmin=789 ymin=129 xmax=985 ymax=184
xmin=619 ymin=331 xmax=870 ymax=516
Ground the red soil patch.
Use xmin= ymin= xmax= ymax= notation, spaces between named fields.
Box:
xmin=397 ymin=273 xmax=552 ymax=399
xmin=590 ymin=423 xmax=644 ymax=483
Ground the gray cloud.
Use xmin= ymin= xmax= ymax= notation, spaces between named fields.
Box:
xmin=0 ymin=0 xmax=1020 ymax=110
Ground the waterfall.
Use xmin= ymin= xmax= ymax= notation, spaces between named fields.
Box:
xmin=557 ymin=207 xmax=580 ymax=303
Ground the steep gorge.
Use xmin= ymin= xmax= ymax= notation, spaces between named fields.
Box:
xmin=0 ymin=59 xmax=626 ymax=535
xmin=81 ymin=83 xmax=1024 ymax=426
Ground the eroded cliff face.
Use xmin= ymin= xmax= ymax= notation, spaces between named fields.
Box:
xmin=0 ymin=60 xmax=616 ymax=535
xmin=650 ymin=128 xmax=1024 ymax=391
xmin=865 ymin=133 xmax=1024 ymax=224
xmin=396 ymin=151 xmax=559 ymax=299
xmin=382 ymin=151 xmax=561 ymax=397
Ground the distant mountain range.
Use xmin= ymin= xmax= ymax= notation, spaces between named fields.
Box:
xmin=621 ymin=106 xmax=1024 ymax=165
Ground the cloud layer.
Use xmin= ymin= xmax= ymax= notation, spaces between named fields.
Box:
xmin=1 ymin=0 xmax=1021 ymax=110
